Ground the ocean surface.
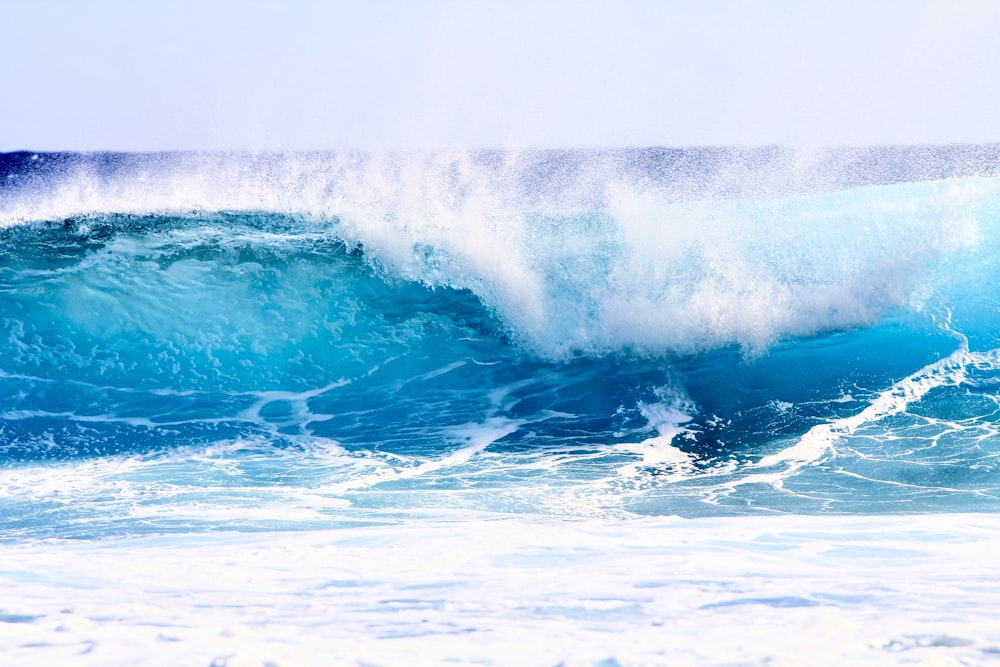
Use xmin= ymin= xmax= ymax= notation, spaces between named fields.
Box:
xmin=2 ymin=147 xmax=1000 ymax=665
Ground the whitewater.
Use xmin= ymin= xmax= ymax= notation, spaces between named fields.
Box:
xmin=3 ymin=146 xmax=1000 ymax=665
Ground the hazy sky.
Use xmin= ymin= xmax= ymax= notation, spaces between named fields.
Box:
xmin=4 ymin=0 xmax=1000 ymax=150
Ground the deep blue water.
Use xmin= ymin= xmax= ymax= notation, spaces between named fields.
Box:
xmin=2 ymin=148 xmax=1000 ymax=538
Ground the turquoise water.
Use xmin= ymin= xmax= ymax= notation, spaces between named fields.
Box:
xmin=3 ymin=149 xmax=1000 ymax=665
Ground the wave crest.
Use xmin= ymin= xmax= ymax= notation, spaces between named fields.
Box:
xmin=2 ymin=150 xmax=996 ymax=357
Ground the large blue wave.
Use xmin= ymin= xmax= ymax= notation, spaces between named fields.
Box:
xmin=2 ymin=148 xmax=1000 ymax=524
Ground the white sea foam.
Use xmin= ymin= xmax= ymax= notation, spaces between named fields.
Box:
xmin=613 ymin=385 xmax=697 ymax=480
xmin=3 ymin=513 xmax=1000 ymax=666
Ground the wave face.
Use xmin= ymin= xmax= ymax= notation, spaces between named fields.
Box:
xmin=2 ymin=148 xmax=1000 ymax=538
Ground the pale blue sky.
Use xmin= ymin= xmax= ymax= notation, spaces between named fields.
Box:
xmin=4 ymin=0 xmax=1000 ymax=150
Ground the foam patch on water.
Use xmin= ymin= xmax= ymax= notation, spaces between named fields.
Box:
xmin=3 ymin=513 xmax=1000 ymax=666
